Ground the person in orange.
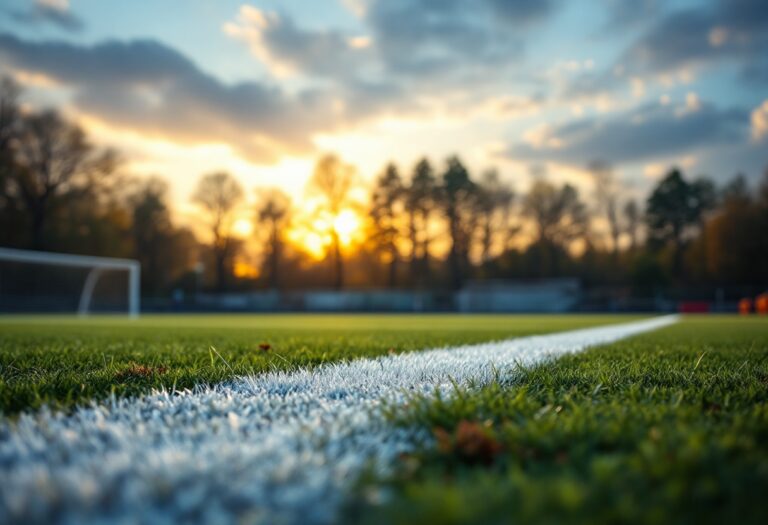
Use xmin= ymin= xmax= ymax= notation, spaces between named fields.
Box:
xmin=739 ymin=298 xmax=752 ymax=315
xmin=756 ymin=293 xmax=768 ymax=314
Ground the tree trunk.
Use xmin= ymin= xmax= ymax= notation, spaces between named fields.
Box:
xmin=388 ymin=248 xmax=397 ymax=288
xmin=269 ymin=224 xmax=280 ymax=290
xmin=482 ymin=217 xmax=492 ymax=263
xmin=31 ymin=204 xmax=46 ymax=250
xmin=673 ymin=227 xmax=685 ymax=281
xmin=215 ymin=245 xmax=227 ymax=293
xmin=331 ymin=231 xmax=343 ymax=290
xmin=408 ymin=208 xmax=418 ymax=285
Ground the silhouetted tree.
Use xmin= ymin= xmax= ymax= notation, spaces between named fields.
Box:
xmin=192 ymin=171 xmax=244 ymax=292
xmin=589 ymin=160 xmax=621 ymax=257
xmin=10 ymin=110 xmax=117 ymax=250
xmin=129 ymin=177 xmax=173 ymax=294
xmin=524 ymin=180 xmax=589 ymax=247
xmin=439 ymin=156 xmax=477 ymax=289
xmin=522 ymin=180 xmax=589 ymax=275
xmin=646 ymin=169 xmax=714 ymax=279
xmin=255 ymin=188 xmax=291 ymax=290
xmin=0 ymin=77 xmax=19 ymax=153
xmin=308 ymin=154 xmax=357 ymax=290
xmin=370 ymin=163 xmax=403 ymax=287
xmin=0 ymin=77 xmax=22 ymax=247
xmin=405 ymin=158 xmax=437 ymax=286
xmin=475 ymin=169 xmax=515 ymax=263
xmin=623 ymin=199 xmax=640 ymax=252
xmin=694 ymin=174 xmax=768 ymax=285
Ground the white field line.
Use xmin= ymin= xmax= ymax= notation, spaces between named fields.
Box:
xmin=0 ymin=315 xmax=677 ymax=524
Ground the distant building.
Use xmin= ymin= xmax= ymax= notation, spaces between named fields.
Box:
xmin=456 ymin=279 xmax=581 ymax=313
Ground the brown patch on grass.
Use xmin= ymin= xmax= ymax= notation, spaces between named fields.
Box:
xmin=258 ymin=342 xmax=272 ymax=352
xmin=115 ymin=363 xmax=168 ymax=381
xmin=434 ymin=420 xmax=503 ymax=466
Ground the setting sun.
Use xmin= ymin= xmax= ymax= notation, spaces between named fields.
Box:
xmin=332 ymin=209 xmax=361 ymax=245
xmin=287 ymin=207 xmax=364 ymax=260
xmin=232 ymin=218 xmax=253 ymax=238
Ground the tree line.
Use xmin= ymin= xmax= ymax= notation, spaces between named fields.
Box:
xmin=1 ymin=76 xmax=767 ymax=300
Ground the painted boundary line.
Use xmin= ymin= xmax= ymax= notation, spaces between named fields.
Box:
xmin=0 ymin=315 xmax=678 ymax=524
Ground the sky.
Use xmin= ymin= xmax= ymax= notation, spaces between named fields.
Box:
xmin=1 ymin=0 xmax=766 ymax=231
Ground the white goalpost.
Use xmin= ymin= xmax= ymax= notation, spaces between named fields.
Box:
xmin=0 ymin=247 xmax=140 ymax=317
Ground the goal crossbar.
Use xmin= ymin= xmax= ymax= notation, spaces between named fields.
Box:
xmin=0 ymin=247 xmax=140 ymax=317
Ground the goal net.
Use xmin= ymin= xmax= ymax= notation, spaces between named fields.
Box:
xmin=0 ymin=248 xmax=140 ymax=317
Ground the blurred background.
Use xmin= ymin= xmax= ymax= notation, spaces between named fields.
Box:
xmin=0 ymin=0 xmax=766 ymax=313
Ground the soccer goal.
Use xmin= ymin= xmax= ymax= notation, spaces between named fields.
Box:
xmin=0 ymin=247 xmax=140 ymax=317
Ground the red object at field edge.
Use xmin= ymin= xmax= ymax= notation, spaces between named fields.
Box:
xmin=679 ymin=301 xmax=710 ymax=313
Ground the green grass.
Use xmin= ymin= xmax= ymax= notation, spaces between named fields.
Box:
xmin=0 ymin=314 xmax=637 ymax=415
xmin=349 ymin=316 xmax=768 ymax=525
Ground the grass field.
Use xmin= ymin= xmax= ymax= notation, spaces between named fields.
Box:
xmin=0 ymin=314 xmax=642 ymax=415
xmin=1 ymin=314 xmax=766 ymax=524
xmin=351 ymin=316 xmax=768 ymax=524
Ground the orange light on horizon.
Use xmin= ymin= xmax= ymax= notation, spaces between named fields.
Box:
xmin=233 ymin=260 xmax=259 ymax=279
xmin=287 ymin=207 xmax=364 ymax=260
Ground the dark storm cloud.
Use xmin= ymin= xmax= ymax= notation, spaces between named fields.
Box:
xmin=622 ymin=0 xmax=768 ymax=80
xmin=558 ymin=0 xmax=768 ymax=100
xmin=0 ymin=33 xmax=399 ymax=162
xmin=365 ymin=0 xmax=558 ymax=77
xmin=507 ymin=101 xmax=748 ymax=165
xmin=236 ymin=0 xmax=560 ymax=85
xmin=599 ymin=0 xmax=659 ymax=30
xmin=484 ymin=0 xmax=557 ymax=23
xmin=7 ymin=2 xmax=83 ymax=32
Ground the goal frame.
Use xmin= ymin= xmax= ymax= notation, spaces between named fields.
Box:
xmin=0 ymin=247 xmax=140 ymax=317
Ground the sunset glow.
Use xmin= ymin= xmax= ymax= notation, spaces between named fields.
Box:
xmin=232 ymin=218 xmax=253 ymax=238
xmin=1 ymin=3 xmax=767 ymax=521
xmin=332 ymin=210 xmax=361 ymax=246
xmin=287 ymin=207 xmax=364 ymax=259
xmin=0 ymin=0 xmax=764 ymax=220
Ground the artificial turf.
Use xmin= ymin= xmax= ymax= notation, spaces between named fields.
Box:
xmin=350 ymin=316 xmax=768 ymax=525
xmin=0 ymin=314 xmax=640 ymax=415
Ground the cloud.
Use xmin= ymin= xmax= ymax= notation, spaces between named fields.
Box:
xmin=621 ymin=0 xmax=768 ymax=81
xmin=365 ymin=0 xmax=555 ymax=77
xmin=226 ymin=1 xmax=559 ymax=86
xmin=222 ymin=2 xmax=560 ymax=123
xmin=0 ymin=33 xmax=383 ymax=162
xmin=559 ymin=0 xmax=768 ymax=101
xmin=8 ymin=0 xmax=83 ymax=32
xmin=223 ymin=6 xmax=376 ymax=81
xmin=599 ymin=0 xmax=660 ymax=31
xmin=751 ymin=100 xmax=768 ymax=142
xmin=507 ymin=99 xmax=748 ymax=165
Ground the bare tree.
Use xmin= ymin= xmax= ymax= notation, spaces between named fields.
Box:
xmin=523 ymin=180 xmax=589 ymax=248
xmin=0 ymin=76 xmax=20 ymax=153
xmin=254 ymin=188 xmax=291 ymax=290
xmin=192 ymin=171 xmax=244 ymax=292
xmin=623 ymin=199 xmax=640 ymax=252
xmin=12 ymin=110 xmax=116 ymax=249
xmin=475 ymin=169 xmax=515 ymax=263
xmin=588 ymin=160 xmax=621 ymax=257
xmin=0 ymin=77 xmax=21 ymax=229
xmin=307 ymin=154 xmax=357 ymax=289
xmin=129 ymin=177 xmax=185 ymax=295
